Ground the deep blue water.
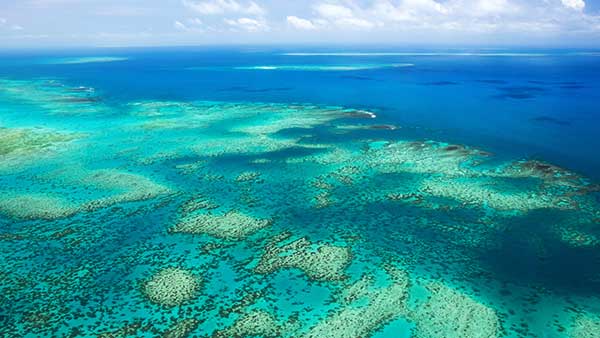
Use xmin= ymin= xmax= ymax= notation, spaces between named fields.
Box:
xmin=1 ymin=47 xmax=600 ymax=337
xmin=2 ymin=46 xmax=599 ymax=178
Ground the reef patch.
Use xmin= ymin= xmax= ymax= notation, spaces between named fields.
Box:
xmin=142 ymin=268 xmax=200 ymax=307
xmin=255 ymin=233 xmax=352 ymax=281
xmin=171 ymin=211 xmax=271 ymax=240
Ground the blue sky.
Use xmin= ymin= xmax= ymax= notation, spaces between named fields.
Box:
xmin=1 ymin=0 xmax=600 ymax=47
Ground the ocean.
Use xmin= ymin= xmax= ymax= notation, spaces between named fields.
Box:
xmin=0 ymin=46 xmax=599 ymax=337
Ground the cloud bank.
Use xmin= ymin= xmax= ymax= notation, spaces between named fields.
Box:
xmin=1 ymin=0 xmax=599 ymax=47
xmin=283 ymin=0 xmax=599 ymax=36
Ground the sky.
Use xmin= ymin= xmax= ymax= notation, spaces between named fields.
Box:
xmin=1 ymin=0 xmax=600 ymax=48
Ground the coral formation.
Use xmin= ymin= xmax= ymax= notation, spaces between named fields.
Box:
xmin=79 ymin=169 xmax=173 ymax=211
xmin=128 ymin=100 xmax=365 ymax=137
xmin=235 ymin=171 xmax=262 ymax=183
xmin=171 ymin=211 xmax=271 ymax=240
xmin=554 ymin=225 xmax=600 ymax=248
xmin=213 ymin=310 xmax=281 ymax=338
xmin=0 ymin=127 xmax=80 ymax=157
xmin=162 ymin=318 xmax=201 ymax=338
xmin=569 ymin=314 xmax=600 ymax=338
xmin=255 ymin=233 xmax=351 ymax=281
xmin=364 ymin=140 xmax=489 ymax=177
xmin=497 ymin=160 xmax=588 ymax=188
xmin=175 ymin=160 xmax=206 ymax=175
xmin=192 ymin=135 xmax=313 ymax=157
xmin=45 ymin=57 xmax=128 ymax=65
xmin=1 ymin=78 xmax=600 ymax=338
xmin=96 ymin=320 xmax=145 ymax=338
xmin=412 ymin=283 xmax=500 ymax=338
xmin=301 ymin=265 xmax=411 ymax=338
xmin=419 ymin=177 xmax=564 ymax=212
xmin=178 ymin=194 xmax=219 ymax=214
xmin=230 ymin=105 xmax=344 ymax=135
xmin=142 ymin=268 xmax=200 ymax=307
xmin=0 ymin=126 xmax=83 ymax=172
xmin=0 ymin=168 xmax=172 ymax=220
xmin=0 ymin=79 xmax=109 ymax=116
xmin=0 ymin=194 xmax=78 ymax=220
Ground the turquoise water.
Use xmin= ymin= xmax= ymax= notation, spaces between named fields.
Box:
xmin=0 ymin=47 xmax=599 ymax=337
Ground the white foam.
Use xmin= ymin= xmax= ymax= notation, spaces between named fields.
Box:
xmin=357 ymin=110 xmax=377 ymax=118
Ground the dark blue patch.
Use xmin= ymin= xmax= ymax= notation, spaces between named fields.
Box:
xmin=530 ymin=116 xmax=571 ymax=126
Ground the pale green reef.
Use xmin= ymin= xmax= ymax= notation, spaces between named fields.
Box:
xmin=233 ymin=64 xmax=415 ymax=71
xmin=0 ymin=77 xmax=599 ymax=338
xmin=42 ymin=57 xmax=129 ymax=65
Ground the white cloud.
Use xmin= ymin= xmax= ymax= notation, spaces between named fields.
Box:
xmin=174 ymin=18 xmax=205 ymax=32
xmin=183 ymin=0 xmax=266 ymax=16
xmin=471 ymin=0 xmax=508 ymax=15
xmin=314 ymin=3 xmax=354 ymax=19
xmin=4 ymin=0 xmax=600 ymax=46
xmin=27 ymin=0 xmax=84 ymax=8
xmin=189 ymin=18 xmax=203 ymax=25
xmin=224 ymin=17 xmax=269 ymax=32
xmin=561 ymin=0 xmax=585 ymax=11
xmin=95 ymin=6 xmax=155 ymax=17
xmin=312 ymin=2 xmax=378 ymax=29
xmin=336 ymin=17 xmax=376 ymax=29
xmin=3 ymin=34 xmax=49 ymax=40
xmin=287 ymin=16 xmax=317 ymax=30
xmin=300 ymin=0 xmax=599 ymax=35
xmin=174 ymin=21 xmax=187 ymax=30
xmin=366 ymin=0 xmax=448 ymax=23
xmin=0 ymin=18 xmax=25 ymax=32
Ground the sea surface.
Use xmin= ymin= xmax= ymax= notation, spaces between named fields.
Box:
xmin=0 ymin=46 xmax=599 ymax=337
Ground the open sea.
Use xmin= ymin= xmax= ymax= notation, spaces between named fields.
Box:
xmin=0 ymin=46 xmax=599 ymax=337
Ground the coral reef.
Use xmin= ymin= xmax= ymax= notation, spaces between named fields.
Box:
xmin=0 ymin=168 xmax=172 ymax=220
xmin=44 ymin=57 xmax=128 ymax=65
xmin=235 ymin=171 xmax=262 ymax=183
xmin=0 ymin=127 xmax=80 ymax=157
xmin=496 ymin=160 xmax=589 ymax=189
xmin=0 ymin=79 xmax=109 ymax=116
xmin=213 ymin=310 xmax=281 ymax=338
xmin=255 ymin=233 xmax=351 ymax=281
xmin=230 ymin=105 xmax=345 ymax=135
xmin=96 ymin=320 xmax=146 ymax=338
xmin=0 ymin=127 xmax=83 ymax=172
xmin=192 ymin=135 xmax=312 ymax=157
xmin=412 ymin=283 xmax=500 ymax=338
xmin=128 ymin=100 xmax=363 ymax=138
xmin=301 ymin=265 xmax=411 ymax=338
xmin=175 ymin=160 xmax=206 ymax=175
xmin=79 ymin=169 xmax=173 ymax=211
xmin=1 ymin=79 xmax=600 ymax=338
xmin=171 ymin=211 xmax=271 ymax=240
xmin=142 ymin=268 xmax=200 ymax=307
xmin=178 ymin=194 xmax=219 ymax=214
xmin=419 ymin=177 xmax=564 ymax=212
xmin=569 ymin=314 xmax=600 ymax=338
xmin=0 ymin=194 xmax=78 ymax=220
xmin=554 ymin=225 xmax=600 ymax=248
xmin=162 ymin=318 xmax=201 ymax=338
xmin=364 ymin=140 xmax=489 ymax=177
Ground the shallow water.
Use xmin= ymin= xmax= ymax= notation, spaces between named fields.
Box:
xmin=0 ymin=47 xmax=599 ymax=337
